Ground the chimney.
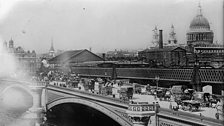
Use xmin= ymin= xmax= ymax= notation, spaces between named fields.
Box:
xmin=159 ymin=30 xmax=163 ymax=49
xmin=102 ymin=53 xmax=106 ymax=61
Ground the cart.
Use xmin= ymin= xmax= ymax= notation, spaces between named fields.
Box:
xmin=181 ymin=100 xmax=200 ymax=112
xmin=119 ymin=86 xmax=133 ymax=101
xmin=193 ymin=92 xmax=211 ymax=107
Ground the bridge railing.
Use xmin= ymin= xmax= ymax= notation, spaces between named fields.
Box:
xmin=35 ymin=81 xmax=47 ymax=86
xmin=72 ymin=67 xmax=224 ymax=83
xmin=159 ymin=108 xmax=224 ymax=126
xmin=47 ymin=84 xmax=129 ymax=105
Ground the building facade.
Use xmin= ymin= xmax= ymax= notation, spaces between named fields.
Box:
xmin=138 ymin=47 xmax=187 ymax=68
xmin=3 ymin=38 xmax=38 ymax=73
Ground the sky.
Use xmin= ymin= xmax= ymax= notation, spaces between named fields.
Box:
xmin=0 ymin=0 xmax=223 ymax=54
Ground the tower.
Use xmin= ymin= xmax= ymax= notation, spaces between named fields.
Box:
xmin=9 ymin=38 xmax=14 ymax=48
xmin=186 ymin=2 xmax=213 ymax=49
xmin=168 ymin=24 xmax=177 ymax=46
xmin=49 ymin=39 xmax=55 ymax=57
xmin=8 ymin=38 xmax=14 ymax=53
xmin=151 ymin=26 xmax=159 ymax=47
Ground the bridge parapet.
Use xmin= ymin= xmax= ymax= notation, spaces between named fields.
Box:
xmin=158 ymin=108 xmax=224 ymax=126
xmin=199 ymin=69 xmax=224 ymax=83
xmin=116 ymin=68 xmax=193 ymax=81
xmin=47 ymin=85 xmax=129 ymax=105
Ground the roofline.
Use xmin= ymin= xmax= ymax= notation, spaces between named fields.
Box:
xmin=64 ymin=49 xmax=104 ymax=63
xmin=62 ymin=49 xmax=85 ymax=63
xmin=48 ymin=49 xmax=84 ymax=63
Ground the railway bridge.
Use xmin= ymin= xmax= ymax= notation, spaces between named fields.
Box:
xmin=72 ymin=67 xmax=224 ymax=94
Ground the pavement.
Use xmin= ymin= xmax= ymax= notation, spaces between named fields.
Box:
xmin=132 ymin=94 xmax=223 ymax=125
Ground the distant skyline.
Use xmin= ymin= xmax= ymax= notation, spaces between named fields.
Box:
xmin=0 ymin=0 xmax=223 ymax=53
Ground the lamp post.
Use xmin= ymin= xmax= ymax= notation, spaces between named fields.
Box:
xmin=155 ymin=76 xmax=160 ymax=99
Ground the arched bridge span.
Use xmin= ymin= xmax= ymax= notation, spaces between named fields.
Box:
xmin=47 ymin=97 xmax=132 ymax=126
xmin=0 ymin=79 xmax=33 ymax=97
xmin=46 ymin=85 xmax=132 ymax=126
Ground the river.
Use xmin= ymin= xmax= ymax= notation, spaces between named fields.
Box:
xmin=0 ymin=80 xmax=33 ymax=126
xmin=0 ymin=102 xmax=29 ymax=126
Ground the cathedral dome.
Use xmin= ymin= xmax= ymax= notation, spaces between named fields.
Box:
xmin=186 ymin=3 xmax=214 ymax=47
xmin=190 ymin=14 xmax=210 ymax=30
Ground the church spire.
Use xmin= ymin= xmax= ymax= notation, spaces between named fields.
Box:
xmin=49 ymin=38 xmax=54 ymax=52
xmin=49 ymin=38 xmax=55 ymax=57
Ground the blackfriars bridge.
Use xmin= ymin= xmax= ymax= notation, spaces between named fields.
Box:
xmin=0 ymin=79 xmax=223 ymax=126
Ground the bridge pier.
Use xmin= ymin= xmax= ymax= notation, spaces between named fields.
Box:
xmin=22 ymin=84 xmax=45 ymax=126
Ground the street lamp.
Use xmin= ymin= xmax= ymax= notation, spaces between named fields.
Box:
xmin=155 ymin=76 xmax=160 ymax=99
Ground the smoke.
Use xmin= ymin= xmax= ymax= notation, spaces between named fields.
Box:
xmin=0 ymin=0 xmax=24 ymax=79
xmin=0 ymin=37 xmax=18 ymax=78
xmin=0 ymin=1 xmax=43 ymax=126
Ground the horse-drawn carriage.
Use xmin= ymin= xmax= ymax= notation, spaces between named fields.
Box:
xmin=119 ymin=86 xmax=133 ymax=101
xmin=181 ymin=100 xmax=201 ymax=112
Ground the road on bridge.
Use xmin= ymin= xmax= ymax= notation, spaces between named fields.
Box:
xmin=133 ymin=94 xmax=223 ymax=126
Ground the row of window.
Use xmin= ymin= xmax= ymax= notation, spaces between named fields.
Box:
xmin=187 ymin=33 xmax=213 ymax=41
xmin=195 ymin=49 xmax=224 ymax=53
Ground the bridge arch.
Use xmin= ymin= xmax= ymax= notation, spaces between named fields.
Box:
xmin=47 ymin=97 xmax=132 ymax=126
xmin=1 ymin=83 xmax=33 ymax=97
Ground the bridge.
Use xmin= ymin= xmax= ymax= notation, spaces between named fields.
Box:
xmin=46 ymin=85 xmax=133 ymax=126
xmin=72 ymin=67 xmax=224 ymax=84
xmin=72 ymin=67 xmax=224 ymax=94
xmin=0 ymin=79 xmax=46 ymax=125
xmin=0 ymin=79 xmax=223 ymax=126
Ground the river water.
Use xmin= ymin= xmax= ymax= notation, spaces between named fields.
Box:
xmin=0 ymin=81 xmax=33 ymax=126
xmin=0 ymin=102 xmax=30 ymax=126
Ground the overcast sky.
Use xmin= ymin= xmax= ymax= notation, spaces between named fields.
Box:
xmin=0 ymin=0 xmax=223 ymax=53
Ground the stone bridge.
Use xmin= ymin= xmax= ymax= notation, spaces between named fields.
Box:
xmin=46 ymin=85 xmax=223 ymax=126
xmin=46 ymin=85 xmax=133 ymax=126
xmin=0 ymin=79 xmax=46 ymax=125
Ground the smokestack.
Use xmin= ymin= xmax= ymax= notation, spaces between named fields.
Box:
xmin=102 ymin=53 xmax=106 ymax=61
xmin=159 ymin=30 xmax=163 ymax=49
